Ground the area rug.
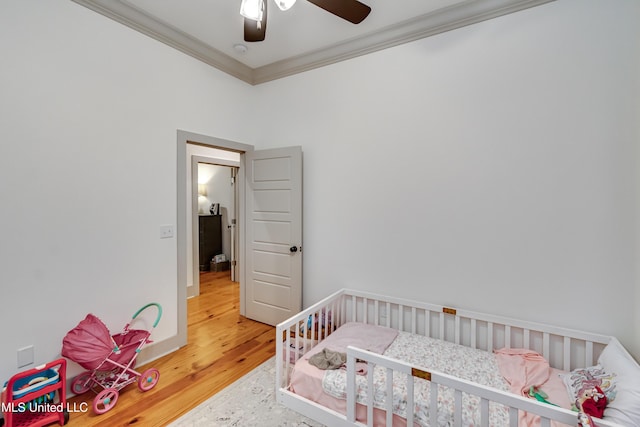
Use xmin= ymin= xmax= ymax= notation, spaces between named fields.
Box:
xmin=168 ymin=357 xmax=324 ymax=426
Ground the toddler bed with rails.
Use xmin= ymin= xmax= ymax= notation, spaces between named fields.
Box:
xmin=276 ymin=289 xmax=640 ymax=427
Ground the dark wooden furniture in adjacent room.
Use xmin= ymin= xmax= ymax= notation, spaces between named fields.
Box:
xmin=198 ymin=214 xmax=222 ymax=271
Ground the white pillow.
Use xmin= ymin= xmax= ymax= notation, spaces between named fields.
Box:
xmin=597 ymin=338 xmax=640 ymax=426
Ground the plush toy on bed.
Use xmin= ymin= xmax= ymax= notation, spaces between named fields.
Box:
xmin=577 ymin=386 xmax=607 ymax=420
xmin=577 ymin=411 xmax=596 ymax=427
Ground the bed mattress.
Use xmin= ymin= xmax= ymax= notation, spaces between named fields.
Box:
xmin=289 ymin=322 xmax=572 ymax=427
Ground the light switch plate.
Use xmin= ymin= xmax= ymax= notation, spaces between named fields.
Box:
xmin=160 ymin=225 xmax=174 ymax=239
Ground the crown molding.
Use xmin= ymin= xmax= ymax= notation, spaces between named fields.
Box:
xmin=71 ymin=0 xmax=554 ymax=86
xmin=71 ymin=0 xmax=255 ymax=84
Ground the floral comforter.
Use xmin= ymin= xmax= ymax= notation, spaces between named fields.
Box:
xmin=321 ymin=331 xmax=512 ymax=426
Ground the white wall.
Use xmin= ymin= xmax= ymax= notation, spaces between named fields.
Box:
xmin=252 ymin=0 xmax=640 ymax=357
xmin=0 ymin=0 xmax=638 ymax=390
xmin=0 ymin=0 xmax=254 ymax=383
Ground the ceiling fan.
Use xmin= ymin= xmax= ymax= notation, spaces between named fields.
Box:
xmin=240 ymin=0 xmax=371 ymax=42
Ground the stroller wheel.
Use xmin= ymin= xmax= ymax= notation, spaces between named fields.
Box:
xmin=138 ymin=368 xmax=160 ymax=392
xmin=71 ymin=371 xmax=93 ymax=394
xmin=93 ymin=388 xmax=119 ymax=414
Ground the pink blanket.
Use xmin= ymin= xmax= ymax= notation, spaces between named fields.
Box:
xmin=495 ymin=348 xmax=573 ymax=427
xmin=302 ymin=322 xmax=398 ymax=359
xmin=290 ymin=322 xmax=403 ymax=426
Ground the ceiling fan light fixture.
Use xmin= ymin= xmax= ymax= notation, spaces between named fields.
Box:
xmin=240 ymin=0 xmax=264 ymax=21
xmin=274 ymin=0 xmax=296 ymax=11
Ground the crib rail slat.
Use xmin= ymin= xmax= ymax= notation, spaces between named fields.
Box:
xmin=480 ymin=398 xmax=489 ymax=427
xmin=406 ymin=375 xmax=414 ymax=426
xmin=586 ymin=341 xmax=594 ymax=366
xmin=471 ymin=318 xmax=477 ymax=349
xmin=488 ymin=322 xmax=494 ymax=351
xmin=385 ymin=368 xmax=393 ymax=426
xmin=430 ymin=381 xmax=438 ymax=427
xmin=367 ymin=367 xmax=374 ymax=427
xmin=425 ymin=310 xmax=431 ymax=338
xmin=509 ymin=407 xmax=518 ymax=426
xmin=411 ymin=307 xmax=417 ymax=334
xmin=454 ymin=389 xmax=462 ymax=427
xmin=346 ymin=355 xmax=356 ymax=422
xmin=385 ymin=302 xmax=391 ymax=328
xmin=372 ymin=300 xmax=377 ymax=324
xmin=563 ymin=336 xmax=571 ymax=371
xmin=543 ymin=332 xmax=550 ymax=360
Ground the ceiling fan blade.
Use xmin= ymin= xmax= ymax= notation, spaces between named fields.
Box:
xmin=244 ymin=0 xmax=268 ymax=42
xmin=306 ymin=0 xmax=371 ymax=24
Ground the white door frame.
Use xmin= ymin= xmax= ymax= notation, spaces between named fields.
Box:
xmin=176 ymin=130 xmax=253 ymax=348
xmin=190 ymin=156 xmax=240 ymax=299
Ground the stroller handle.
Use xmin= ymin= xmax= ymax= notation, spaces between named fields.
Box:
xmin=132 ymin=303 xmax=162 ymax=328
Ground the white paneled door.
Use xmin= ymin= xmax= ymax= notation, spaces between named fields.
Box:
xmin=245 ymin=146 xmax=302 ymax=326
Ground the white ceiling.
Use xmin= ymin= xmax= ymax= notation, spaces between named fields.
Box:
xmin=72 ymin=0 xmax=554 ymax=85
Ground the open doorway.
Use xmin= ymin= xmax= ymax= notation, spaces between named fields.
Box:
xmin=175 ymin=131 xmax=254 ymax=351
xmin=188 ymin=154 xmax=240 ymax=297
xmin=192 ymin=160 xmax=239 ymax=297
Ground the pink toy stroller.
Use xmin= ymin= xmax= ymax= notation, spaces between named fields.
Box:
xmin=61 ymin=303 xmax=162 ymax=414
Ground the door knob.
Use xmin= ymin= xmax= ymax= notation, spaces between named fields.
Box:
xmin=290 ymin=246 xmax=298 ymax=253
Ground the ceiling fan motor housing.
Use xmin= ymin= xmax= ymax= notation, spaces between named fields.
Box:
xmin=243 ymin=0 xmax=371 ymax=42
xmin=275 ymin=0 xmax=297 ymax=11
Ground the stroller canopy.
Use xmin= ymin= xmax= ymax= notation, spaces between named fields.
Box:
xmin=62 ymin=314 xmax=116 ymax=371
xmin=63 ymin=313 xmax=152 ymax=371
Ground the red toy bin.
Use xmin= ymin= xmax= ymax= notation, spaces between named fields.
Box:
xmin=1 ymin=358 xmax=68 ymax=427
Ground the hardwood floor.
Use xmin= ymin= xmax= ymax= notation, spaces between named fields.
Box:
xmin=65 ymin=271 xmax=276 ymax=426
